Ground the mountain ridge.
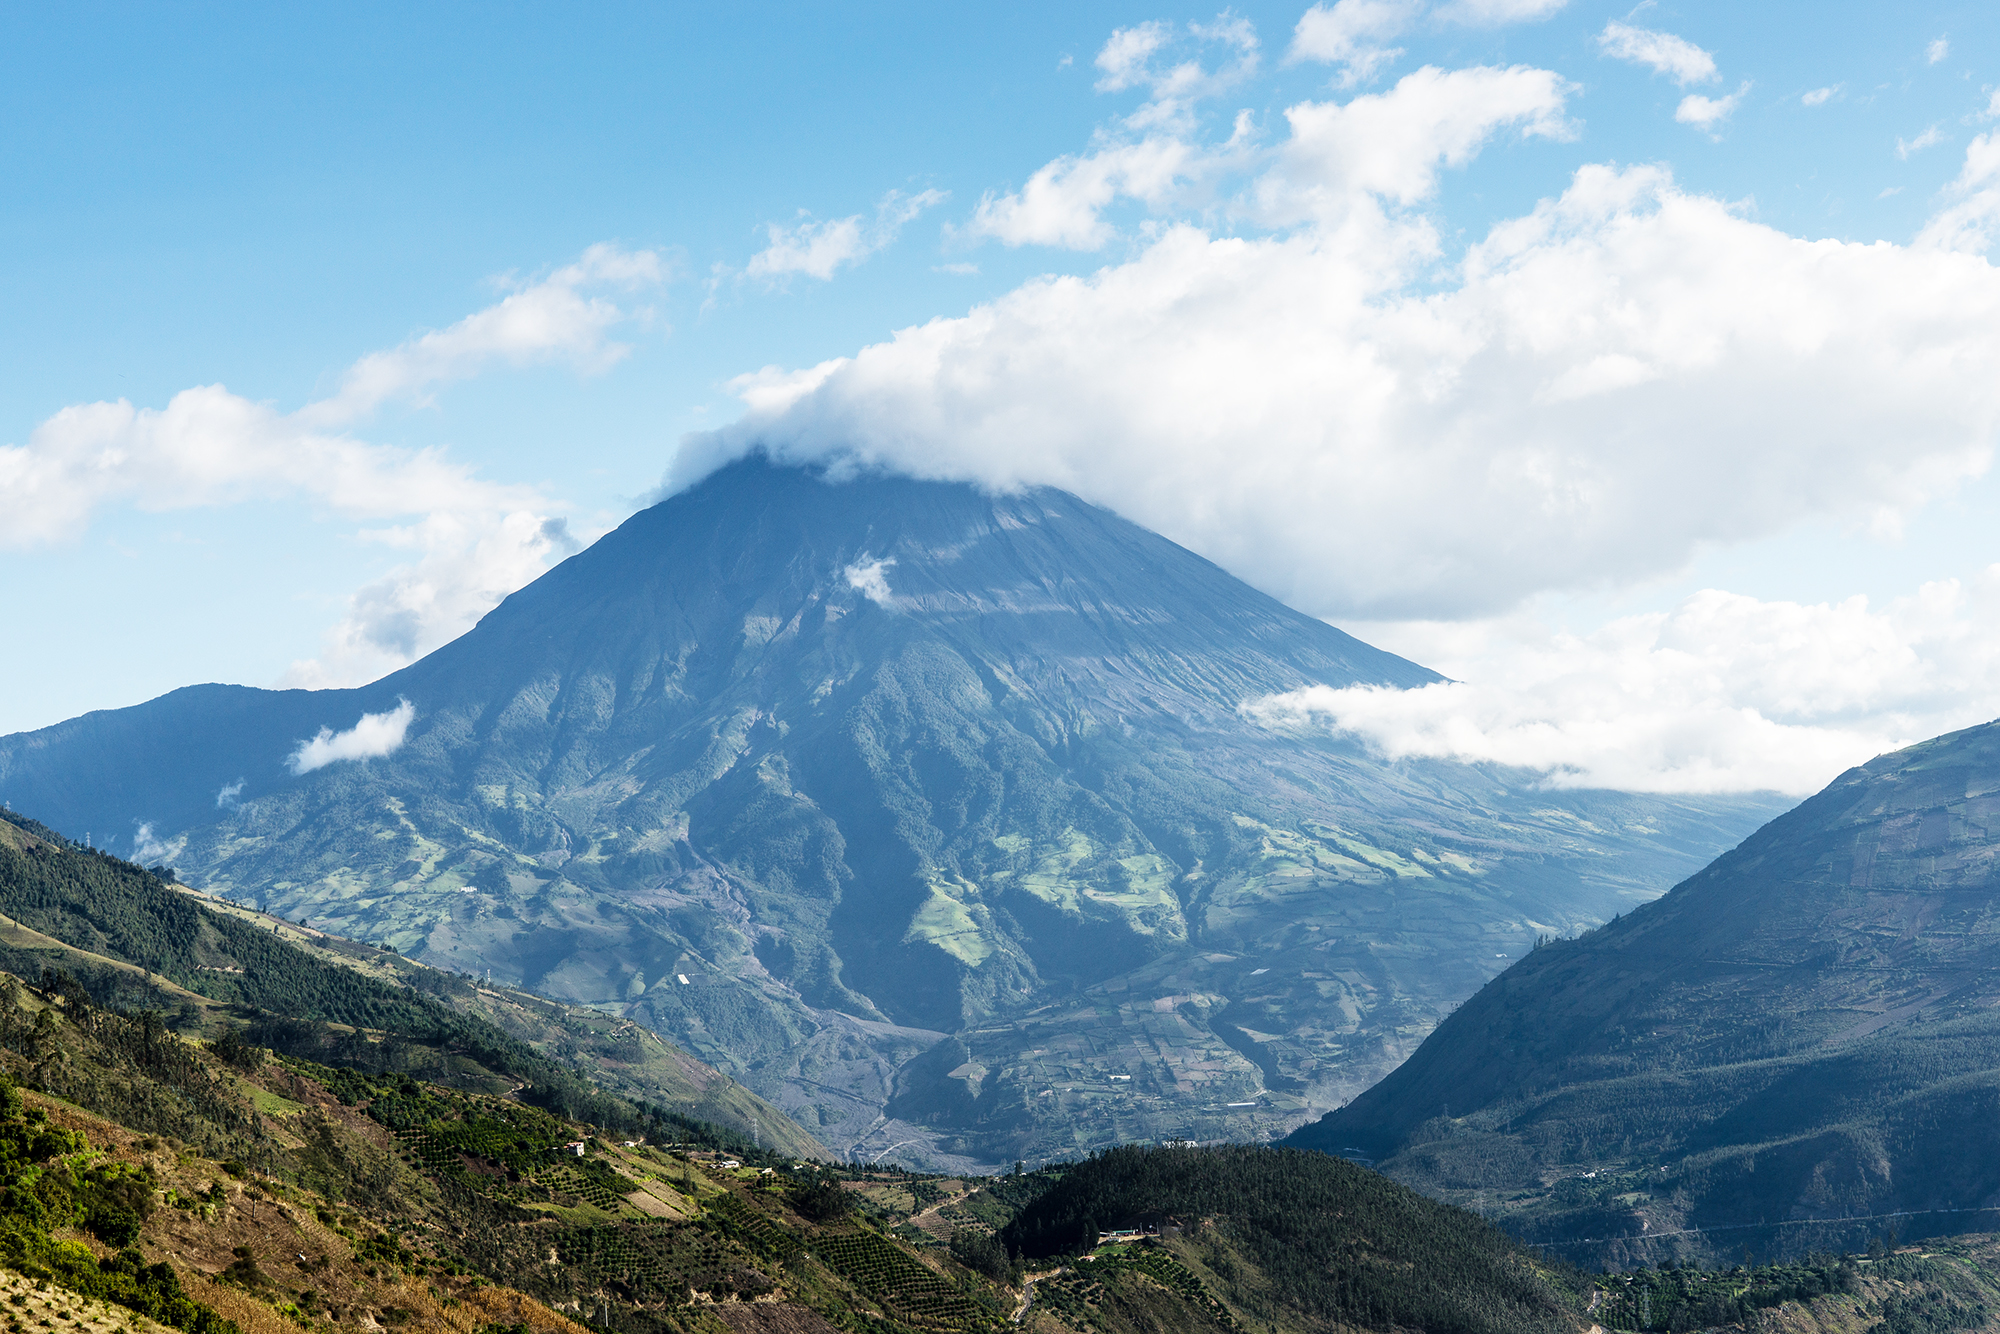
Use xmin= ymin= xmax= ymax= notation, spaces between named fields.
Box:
xmin=1287 ymin=717 xmax=2000 ymax=1265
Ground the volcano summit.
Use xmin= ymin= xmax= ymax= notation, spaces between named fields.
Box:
xmin=0 ymin=459 xmax=1784 ymax=1168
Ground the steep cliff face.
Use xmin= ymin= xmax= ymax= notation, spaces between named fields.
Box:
xmin=0 ymin=459 xmax=1784 ymax=1168
xmin=1291 ymin=720 xmax=2000 ymax=1265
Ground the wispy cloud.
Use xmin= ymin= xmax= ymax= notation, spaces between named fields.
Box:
xmin=280 ymin=513 xmax=583 ymax=689
xmin=747 ymin=189 xmax=947 ymax=281
xmin=299 ymin=246 xmax=663 ymax=428
xmin=287 ymin=699 xmax=416 ymax=775
xmin=1434 ymin=0 xmax=1567 ymax=23
xmin=1676 ymin=83 xmax=1750 ymax=136
xmin=0 ymin=246 xmax=655 ymax=687
xmin=1898 ymin=125 xmax=1946 ymax=159
xmin=131 ymin=822 xmax=187 ymax=866
xmin=967 ymin=16 xmax=1272 ymax=251
xmin=967 ymin=136 xmax=1220 ymax=249
xmin=1801 ymin=85 xmax=1839 ymax=107
xmin=844 ymin=557 xmax=896 ymax=606
xmin=1289 ymin=0 xmax=1569 ymax=85
xmin=0 ymin=245 xmax=661 ymax=550
xmin=1927 ymin=36 xmax=1949 ymax=65
xmin=1289 ymin=0 xmax=1420 ymax=85
xmin=1598 ymin=21 xmax=1718 ymax=86
xmin=1100 ymin=14 xmax=1260 ymax=130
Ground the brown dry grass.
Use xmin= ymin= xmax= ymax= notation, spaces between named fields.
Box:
xmin=24 ymin=1089 xmax=590 ymax=1334
xmin=0 ymin=1269 xmax=168 ymax=1334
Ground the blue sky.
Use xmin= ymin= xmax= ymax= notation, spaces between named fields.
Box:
xmin=5 ymin=1 xmax=2000 ymax=794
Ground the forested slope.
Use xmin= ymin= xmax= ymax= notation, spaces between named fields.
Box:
xmin=1003 ymin=1145 xmax=1580 ymax=1334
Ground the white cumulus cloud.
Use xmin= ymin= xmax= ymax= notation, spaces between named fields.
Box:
xmin=1 ymin=245 xmax=659 ymax=548
xmin=287 ymin=699 xmax=416 ymax=775
xmin=0 ymin=245 xmax=655 ymax=689
xmin=673 ymin=96 xmax=2000 ymax=626
xmin=1245 ymin=573 xmax=2000 ymax=795
xmin=1920 ymin=131 xmax=2000 ymax=253
xmin=1598 ymin=22 xmax=1719 ymax=86
xmin=1288 ymin=0 xmax=1566 ymax=85
xmin=1095 ymin=15 xmax=1259 ymax=131
xmin=300 ymin=245 xmax=663 ymax=427
xmin=969 ymin=18 xmax=1261 ymax=250
xmin=0 ymin=386 xmax=542 ymax=551
xmin=1266 ymin=64 xmax=1574 ymax=217
xmin=969 ymin=138 xmax=1215 ymax=250
xmin=661 ymin=23 xmax=2000 ymax=796
xmin=1290 ymin=0 xmax=1568 ymax=86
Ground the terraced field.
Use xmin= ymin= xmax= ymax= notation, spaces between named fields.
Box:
xmin=814 ymin=1231 xmax=993 ymax=1331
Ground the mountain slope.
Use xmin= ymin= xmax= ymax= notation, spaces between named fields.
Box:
xmin=1289 ymin=719 xmax=2000 ymax=1266
xmin=0 ymin=459 xmax=1787 ymax=1167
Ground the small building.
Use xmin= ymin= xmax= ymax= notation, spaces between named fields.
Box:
xmin=560 ymin=1141 xmax=587 ymax=1157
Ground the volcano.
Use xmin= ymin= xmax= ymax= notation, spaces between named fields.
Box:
xmin=0 ymin=458 xmax=1785 ymax=1168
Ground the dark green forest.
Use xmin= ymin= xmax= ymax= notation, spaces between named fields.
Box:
xmin=0 ymin=1069 xmax=233 ymax=1332
xmin=1002 ymin=1145 xmax=1580 ymax=1334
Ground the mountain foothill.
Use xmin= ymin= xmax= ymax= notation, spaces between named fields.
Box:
xmin=0 ymin=458 xmax=1782 ymax=1172
xmin=1291 ymin=718 xmax=2000 ymax=1267
xmin=0 ymin=762 xmax=1994 ymax=1334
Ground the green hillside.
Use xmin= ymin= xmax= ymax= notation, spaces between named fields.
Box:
xmin=0 ymin=807 xmax=823 ymax=1158
xmin=0 ymin=915 xmax=1603 ymax=1334
xmin=1289 ymin=720 xmax=2000 ymax=1267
